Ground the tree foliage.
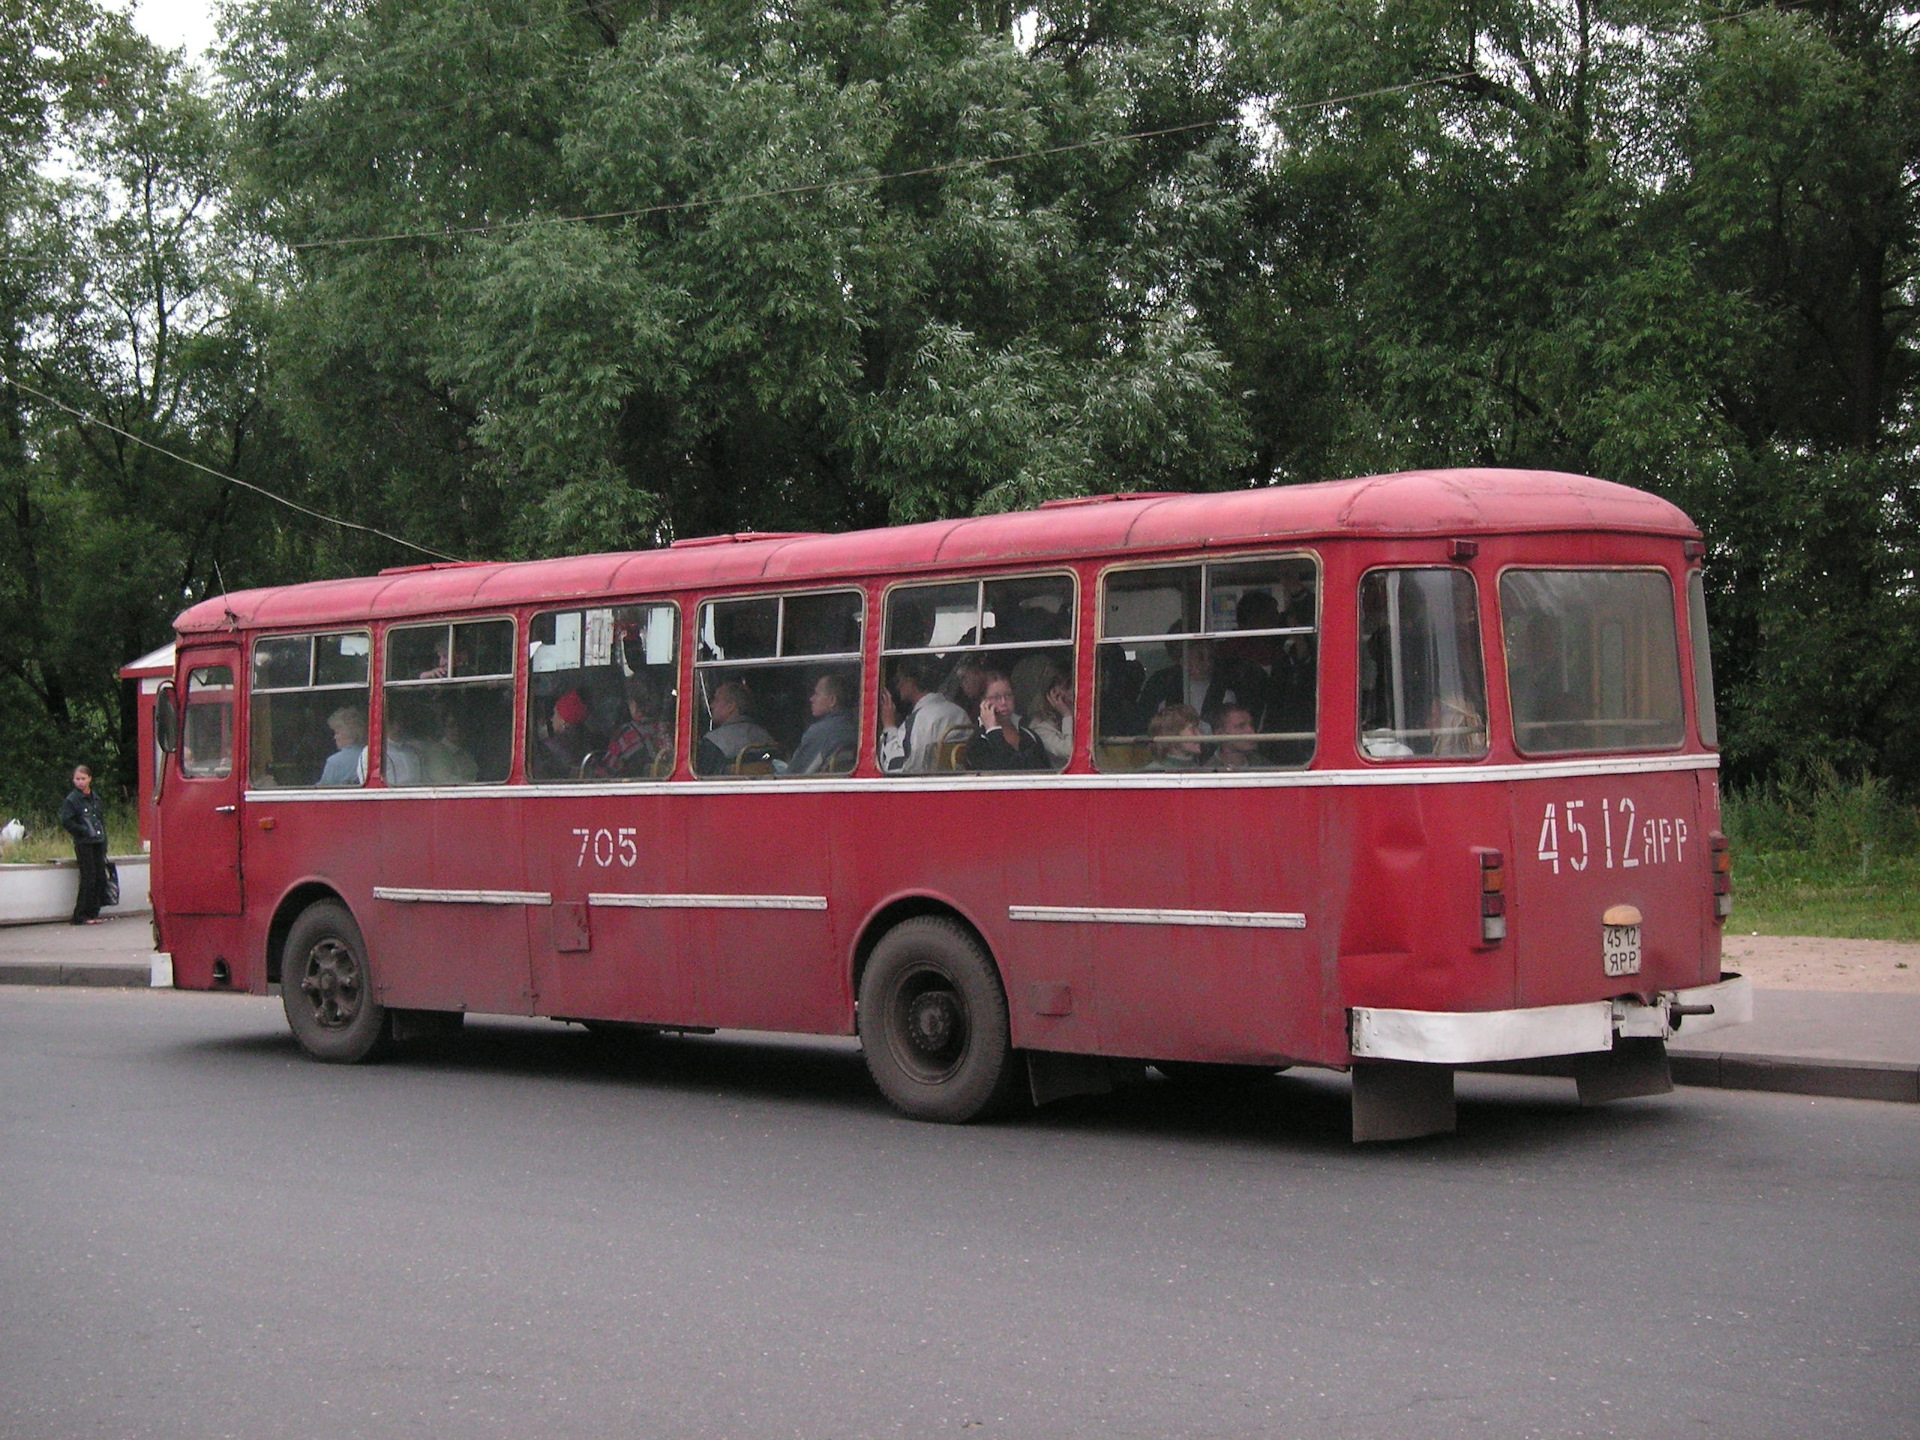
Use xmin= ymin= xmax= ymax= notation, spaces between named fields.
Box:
xmin=3 ymin=0 xmax=1918 ymax=811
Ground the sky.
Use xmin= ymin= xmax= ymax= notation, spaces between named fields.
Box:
xmin=128 ymin=0 xmax=218 ymax=58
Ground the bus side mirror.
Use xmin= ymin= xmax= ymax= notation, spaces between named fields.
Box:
xmin=156 ymin=683 xmax=179 ymax=754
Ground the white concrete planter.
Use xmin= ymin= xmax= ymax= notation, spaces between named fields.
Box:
xmin=0 ymin=856 xmax=151 ymax=926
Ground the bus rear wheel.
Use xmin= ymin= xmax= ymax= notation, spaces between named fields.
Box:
xmin=858 ymin=917 xmax=1021 ymax=1123
xmin=282 ymin=900 xmax=390 ymax=1064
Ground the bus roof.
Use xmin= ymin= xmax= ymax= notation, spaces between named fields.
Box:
xmin=174 ymin=467 xmax=1697 ymax=636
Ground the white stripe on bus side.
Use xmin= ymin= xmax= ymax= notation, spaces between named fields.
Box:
xmin=587 ymin=893 xmax=828 ymax=911
xmin=372 ymin=886 xmax=552 ymax=906
xmin=1009 ymin=905 xmax=1307 ymax=930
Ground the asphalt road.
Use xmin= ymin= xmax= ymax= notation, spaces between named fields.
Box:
xmin=2 ymin=988 xmax=1915 ymax=1440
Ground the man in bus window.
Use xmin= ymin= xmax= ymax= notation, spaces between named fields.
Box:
xmin=696 ymin=680 xmax=775 ymax=775
xmin=963 ymin=672 xmax=1048 ymax=771
xmin=1138 ymin=639 xmax=1262 ymax=728
xmin=318 ymin=706 xmax=367 ymax=787
xmin=788 ymin=672 xmax=858 ymax=775
xmin=878 ymin=656 xmax=969 ymax=773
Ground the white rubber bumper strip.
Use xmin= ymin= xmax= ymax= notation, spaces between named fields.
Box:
xmin=1350 ymin=972 xmax=1756 ymax=1065
xmin=1350 ymin=1001 xmax=1614 ymax=1065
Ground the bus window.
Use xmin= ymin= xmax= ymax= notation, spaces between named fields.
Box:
xmin=694 ymin=589 xmax=862 ymax=778
xmin=1358 ymin=569 xmax=1488 ymax=761
xmin=528 ymin=604 xmax=679 ymax=781
xmin=878 ymin=574 xmax=1074 ymax=774
xmin=1501 ymin=570 xmax=1684 ymax=755
xmin=1096 ymin=555 xmax=1316 ymax=771
xmin=180 ymin=666 xmax=234 ymax=778
xmin=381 ymin=618 xmax=515 ymax=785
xmin=249 ymin=632 xmax=372 ymax=788
xmin=1688 ymin=571 xmax=1718 ymax=748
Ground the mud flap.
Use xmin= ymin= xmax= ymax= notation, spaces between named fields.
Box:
xmin=1574 ymin=1037 xmax=1672 ymax=1106
xmin=1351 ymin=1060 xmax=1456 ymax=1142
xmin=1026 ymin=1050 xmax=1114 ymax=1107
xmin=389 ymin=1009 xmax=465 ymax=1043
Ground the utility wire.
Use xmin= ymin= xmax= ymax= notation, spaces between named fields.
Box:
xmin=1 ymin=372 xmax=467 ymax=563
xmin=291 ymin=73 xmax=1477 ymax=251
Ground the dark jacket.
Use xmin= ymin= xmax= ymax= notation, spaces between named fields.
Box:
xmin=963 ymin=723 xmax=1051 ymax=772
xmin=59 ymin=788 xmax=106 ymax=845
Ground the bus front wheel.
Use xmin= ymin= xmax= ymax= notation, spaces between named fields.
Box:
xmin=858 ymin=917 xmax=1021 ymax=1123
xmin=282 ymin=900 xmax=390 ymax=1064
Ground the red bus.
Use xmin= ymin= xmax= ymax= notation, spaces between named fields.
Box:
xmin=148 ymin=467 xmax=1749 ymax=1141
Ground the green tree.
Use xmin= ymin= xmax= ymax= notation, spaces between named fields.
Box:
xmin=222 ymin=0 xmax=1258 ymax=559
xmin=2 ymin=6 xmax=311 ymax=806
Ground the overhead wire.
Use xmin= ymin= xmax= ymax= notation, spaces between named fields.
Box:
xmin=289 ymin=73 xmax=1479 ymax=251
xmin=0 ymin=372 xmax=467 ymax=563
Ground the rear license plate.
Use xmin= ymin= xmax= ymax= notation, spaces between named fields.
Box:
xmin=1603 ymin=923 xmax=1642 ymax=977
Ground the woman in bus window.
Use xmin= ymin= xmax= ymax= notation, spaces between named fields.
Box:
xmin=318 ymin=706 xmax=367 ymax=787
xmin=1019 ymin=662 xmax=1073 ymax=767
xmin=963 ymin=673 xmax=1049 ymax=771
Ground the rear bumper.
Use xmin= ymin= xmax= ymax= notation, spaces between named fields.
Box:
xmin=1349 ymin=973 xmax=1753 ymax=1066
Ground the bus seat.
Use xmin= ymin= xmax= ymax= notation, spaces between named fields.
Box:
xmin=1095 ymin=740 xmax=1150 ymax=770
xmin=733 ymin=745 xmax=777 ymax=777
xmin=933 ymin=725 xmax=974 ymax=772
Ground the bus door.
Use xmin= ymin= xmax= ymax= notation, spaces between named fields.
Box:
xmin=522 ymin=794 xmax=692 ymax=1025
xmin=165 ymin=648 xmax=244 ymax=914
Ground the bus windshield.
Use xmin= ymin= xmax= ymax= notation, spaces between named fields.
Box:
xmin=1501 ymin=569 xmax=1684 ymax=755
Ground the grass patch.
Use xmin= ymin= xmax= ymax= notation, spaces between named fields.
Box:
xmin=0 ymin=808 xmax=142 ymax=865
xmin=1724 ymin=766 xmax=1920 ymax=941
xmin=1728 ymin=851 xmax=1920 ymax=942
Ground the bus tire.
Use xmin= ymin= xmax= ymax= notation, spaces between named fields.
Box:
xmin=858 ymin=917 xmax=1020 ymax=1123
xmin=281 ymin=900 xmax=390 ymax=1064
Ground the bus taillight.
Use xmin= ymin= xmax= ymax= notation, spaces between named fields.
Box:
xmin=1478 ymin=849 xmax=1506 ymax=943
xmin=1709 ymin=832 xmax=1733 ymax=920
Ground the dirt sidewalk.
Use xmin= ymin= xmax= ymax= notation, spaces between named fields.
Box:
xmin=1721 ymin=933 xmax=1920 ymax=993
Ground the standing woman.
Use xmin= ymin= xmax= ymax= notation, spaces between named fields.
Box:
xmin=60 ymin=765 xmax=108 ymax=925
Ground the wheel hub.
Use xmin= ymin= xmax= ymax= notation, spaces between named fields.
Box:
xmin=300 ymin=939 xmax=360 ymax=1030
xmin=905 ymin=990 xmax=961 ymax=1060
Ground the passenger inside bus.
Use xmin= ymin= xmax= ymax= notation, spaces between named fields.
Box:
xmin=1097 ymin=556 xmax=1317 ymax=771
xmin=878 ymin=655 xmax=970 ymax=772
xmin=533 ymin=690 xmax=599 ymax=780
xmin=318 ymin=706 xmax=367 ymax=786
xmin=590 ymin=675 xmax=674 ymax=778
xmin=1139 ymin=638 xmax=1264 ymax=729
xmin=963 ymin=672 xmax=1049 ymax=771
xmin=787 ymin=672 xmax=858 ymax=775
xmin=1206 ymin=703 xmax=1261 ymax=769
xmin=695 ymin=680 xmax=775 ymax=774
xmin=1017 ymin=661 xmax=1073 ymax=765
xmin=1143 ymin=704 xmax=1205 ymax=770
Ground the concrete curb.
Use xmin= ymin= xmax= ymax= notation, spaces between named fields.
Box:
xmin=1671 ymin=1051 xmax=1920 ymax=1104
xmin=0 ymin=961 xmax=155 ymax=988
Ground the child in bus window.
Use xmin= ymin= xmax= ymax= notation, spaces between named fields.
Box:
xmin=1205 ymin=704 xmax=1261 ymax=770
xmin=1143 ymin=704 xmax=1205 ymax=771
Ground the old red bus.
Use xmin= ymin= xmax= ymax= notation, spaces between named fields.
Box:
xmin=148 ymin=467 xmax=1748 ymax=1140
